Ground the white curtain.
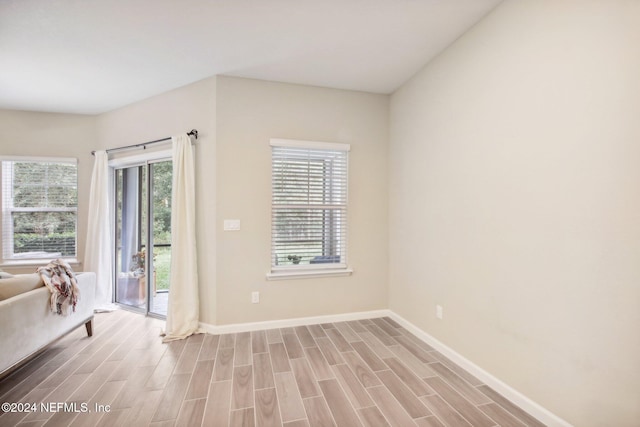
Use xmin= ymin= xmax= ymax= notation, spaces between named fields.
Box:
xmin=85 ymin=151 xmax=117 ymax=312
xmin=163 ymin=134 xmax=200 ymax=341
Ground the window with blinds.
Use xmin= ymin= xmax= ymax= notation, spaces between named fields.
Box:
xmin=1 ymin=158 xmax=78 ymax=261
xmin=271 ymin=139 xmax=349 ymax=273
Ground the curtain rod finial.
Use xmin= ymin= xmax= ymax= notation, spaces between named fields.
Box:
xmin=91 ymin=128 xmax=197 ymax=155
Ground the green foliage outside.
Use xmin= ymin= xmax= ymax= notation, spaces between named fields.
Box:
xmin=152 ymin=161 xmax=172 ymax=246
xmin=151 ymin=161 xmax=171 ymax=291
xmin=154 ymin=247 xmax=171 ymax=291
xmin=9 ymin=159 xmax=171 ymax=290
xmin=14 ymin=233 xmax=75 ymax=256
xmin=8 ymin=161 xmax=77 ymax=256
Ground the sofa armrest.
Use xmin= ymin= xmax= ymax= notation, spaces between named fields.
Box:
xmin=0 ymin=272 xmax=96 ymax=376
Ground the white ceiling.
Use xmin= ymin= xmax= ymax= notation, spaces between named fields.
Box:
xmin=0 ymin=0 xmax=502 ymax=115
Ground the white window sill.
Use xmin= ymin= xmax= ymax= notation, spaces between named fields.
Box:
xmin=267 ymin=267 xmax=353 ymax=281
xmin=0 ymin=258 xmax=80 ymax=269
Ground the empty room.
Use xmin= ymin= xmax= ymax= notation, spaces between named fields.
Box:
xmin=0 ymin=1 xmax=638 ymax=426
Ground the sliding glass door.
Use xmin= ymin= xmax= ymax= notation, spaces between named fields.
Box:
xmin=114 ymin=160 xmax=172 ymax=317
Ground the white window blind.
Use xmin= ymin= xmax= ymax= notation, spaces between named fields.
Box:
xmin=1 ymin=158 xmax=78 ymax=260
xmin=271 ymin=139 xmax=349 ymax=272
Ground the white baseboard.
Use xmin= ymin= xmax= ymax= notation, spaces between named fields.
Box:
xmin=386 ymin=312 xmax=573 ymax=427
xmin=199 ymin=308 xmax=570 ymax=427
xmin=198 ymin=309 xmax=391 ymax=335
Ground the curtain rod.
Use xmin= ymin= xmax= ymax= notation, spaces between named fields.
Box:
xmin=91 ymin=129 xmax=198 ymax=156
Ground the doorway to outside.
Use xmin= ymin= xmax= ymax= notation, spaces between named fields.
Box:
xmin=114 ymin=159 xmax=172 ymax=318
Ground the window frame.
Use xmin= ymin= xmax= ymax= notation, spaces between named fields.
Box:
xmin=1 ymin=156 xmax=78 ymax=264
xmin=267 ymin=138 xmax=353 ymax=280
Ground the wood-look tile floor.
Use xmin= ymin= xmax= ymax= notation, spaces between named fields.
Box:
xmin=0 ymin=310 xmax=546 ymax=427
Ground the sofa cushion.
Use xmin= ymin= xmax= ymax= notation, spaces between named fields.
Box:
xmin=0 ymin=274 xmax=44 ymax=301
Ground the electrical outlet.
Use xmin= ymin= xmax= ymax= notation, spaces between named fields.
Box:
xmin=251 ymin=291 xmax=260 ymax=304
xmin=436 ymin=304 xmax=443 ymax=320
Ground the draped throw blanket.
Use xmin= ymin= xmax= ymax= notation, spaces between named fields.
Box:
xmin=36 ymin=259 xmax=80 ymax=316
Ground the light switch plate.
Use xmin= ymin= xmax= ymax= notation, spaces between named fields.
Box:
xmin=224 ymin=219 xmax=241 ymax=231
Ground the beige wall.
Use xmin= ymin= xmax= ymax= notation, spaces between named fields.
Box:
xmin=389 ymin=1 xmax=640 ymax=426
xmin=0 ymin=75 xmax=388 ymax=327
xmin=6 ymin=3 xmax=637 ymax=421
xmin=96 ymin=76 xmax=217 ymax=323
xmin=215 ymin=76 xmax=389 ymax=325
xmin=0 ymin=110 xmax=97 ymax=274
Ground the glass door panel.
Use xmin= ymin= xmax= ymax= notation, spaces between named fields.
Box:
xmin=148 ymin=160 xmax=172 ymax=317
xmin=115 ymin=165 xmax=147 ymax=311
xmin=114 ymin=160 xmax=172 ymax=318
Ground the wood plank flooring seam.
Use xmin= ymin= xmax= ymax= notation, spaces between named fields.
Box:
xmin=0 ymin=310 xmax=549 ymax=427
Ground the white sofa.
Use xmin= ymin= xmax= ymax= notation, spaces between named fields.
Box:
xmin=0 ymin=272 xmax=96 ymax=377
